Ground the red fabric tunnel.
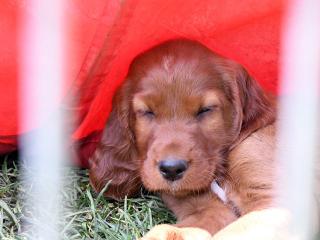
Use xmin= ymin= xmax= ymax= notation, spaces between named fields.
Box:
xmin=0 ymin=0 xmax=286 ymax=167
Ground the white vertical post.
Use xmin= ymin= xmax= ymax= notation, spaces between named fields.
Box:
xmin=19 ymin=0 xmax=66 ymax=239
xmin=277 ymin=0 xmax=320 ymax=239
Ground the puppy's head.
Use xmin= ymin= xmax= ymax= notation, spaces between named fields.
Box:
xmin=89 ymin=39 xmax=275 ymax=198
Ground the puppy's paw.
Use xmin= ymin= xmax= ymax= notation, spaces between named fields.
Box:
xmin=140 ymin=224 xmax=211 ymax=240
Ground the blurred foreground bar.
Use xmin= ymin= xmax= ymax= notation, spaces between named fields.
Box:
xmin=18 ymin=0 xmax=69 ymax=239
xmin=277 ymin=0 xmax=320 ymax=239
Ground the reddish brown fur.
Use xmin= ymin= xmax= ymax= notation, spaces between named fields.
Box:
xmin=89 ymin=39 xmax=276 ymax=234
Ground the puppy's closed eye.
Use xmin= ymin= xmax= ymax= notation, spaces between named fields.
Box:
xmin=133 ymin=97 xmax=155 ymax=119
xmin=196 ymin=105 xmax=217 ymax=118
xmin=137 ymin=109 xmax=155 ymax=119
xmin=196 ymin=91 xmax=221 ymax=119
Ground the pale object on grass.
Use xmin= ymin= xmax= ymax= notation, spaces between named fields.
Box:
xmin=212 ymin=208 xmax=293 ymax=240
xmin=140 ymin=224 xmax=211 ymax=240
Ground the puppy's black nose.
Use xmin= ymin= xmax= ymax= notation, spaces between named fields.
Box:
xmin=158 ymin=158 xmax=188 ymax=181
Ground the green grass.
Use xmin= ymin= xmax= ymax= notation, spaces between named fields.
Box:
xmin=0 ymin=154 xmax=175 ymax=240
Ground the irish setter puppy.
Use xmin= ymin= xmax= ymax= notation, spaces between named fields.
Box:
xmin=89 ymin=39 xmax=277 ymax=238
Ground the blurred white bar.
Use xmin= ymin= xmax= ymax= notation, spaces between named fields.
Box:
xmin=277 ymin=0 xmax=320 ymax=239
xmin=19 ymin=0 xmax=66 ymax=239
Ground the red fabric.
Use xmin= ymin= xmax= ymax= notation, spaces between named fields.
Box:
xmin=0 ymin=0 xmax=286 ymax=166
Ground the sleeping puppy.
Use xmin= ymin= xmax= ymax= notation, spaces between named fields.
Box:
xmin=89 ymin=39 xmax=279 ymax=238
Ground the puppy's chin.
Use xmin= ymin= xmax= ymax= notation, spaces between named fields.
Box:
xmin=164 ymin=184 xmax=211 ymax=197
xmin=141 ymin=176 xmax=212 ymax=197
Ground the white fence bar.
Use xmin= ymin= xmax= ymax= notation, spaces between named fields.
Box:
xmin=277 ymin=0 xmax=320 ymax=239
xmin=19 ymin=0 xmax=66 ymax=239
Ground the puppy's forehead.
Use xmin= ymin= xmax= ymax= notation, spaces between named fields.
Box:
xmin=131 ymin=55 xmax=226 ymax=118
xmin=162 ymin=55 xmax=175 ymax=73
xmin=137 ymin=54 xmax=222 ymax=95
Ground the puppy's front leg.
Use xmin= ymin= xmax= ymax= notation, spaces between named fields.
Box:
xmin=141 ymin=191 xmax=236 ymax=240
xmin=162 ymin=191 xmax=237 ymax=234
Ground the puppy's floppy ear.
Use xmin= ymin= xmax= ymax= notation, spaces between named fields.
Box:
xmin=221 ymin=60 xmax=276 ymax=147
xmin=89 ymin=82 xmax=141 ymax=200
